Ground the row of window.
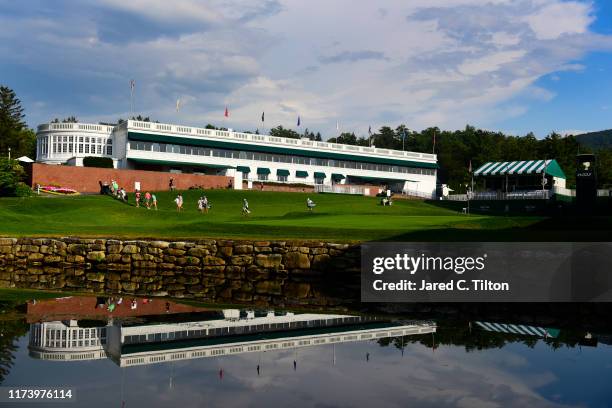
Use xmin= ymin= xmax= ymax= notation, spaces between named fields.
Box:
xmin=39 ymin=135 xmax=113 ymax=156
xmin=128 ymin=141 xmax=436 ymax=176
xmin=43 ymin=339 xmax=106 ymax=348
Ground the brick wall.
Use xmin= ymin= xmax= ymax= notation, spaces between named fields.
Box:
xmin=242 ymin=181 xmax=315 ymax=193
xmin=30 ymin=163 xmax=232 ymax=193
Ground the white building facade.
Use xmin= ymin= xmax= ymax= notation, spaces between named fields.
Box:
xmin=36 ymin=120 xmax=438 ymax=196
xmin=36 ymin=122 xmax=116 ymax=166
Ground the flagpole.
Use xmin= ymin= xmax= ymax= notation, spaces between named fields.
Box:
xmin=129 ymin=79 xmax=135 ymax=118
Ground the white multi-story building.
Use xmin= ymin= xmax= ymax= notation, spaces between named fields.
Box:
xmin=36 ymin=122 xmax=116 ymax=166
xmin=36 ymin=120 xmax=438 ymax=196
xmin=28 ymin=320 xmax=109 ymax=362
xmin=28 ymin=311 xmax=436 ymax=367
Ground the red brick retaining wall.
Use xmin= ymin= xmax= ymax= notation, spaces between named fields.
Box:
xmin=30 ymin=163 xmax=232 ymax=193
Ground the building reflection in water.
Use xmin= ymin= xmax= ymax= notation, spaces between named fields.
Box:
xmin=27 ymin=297 xmax=437 ymax=367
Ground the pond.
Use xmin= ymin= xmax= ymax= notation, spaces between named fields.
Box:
xmin=0 ymin=295 xmax=611 ymax=407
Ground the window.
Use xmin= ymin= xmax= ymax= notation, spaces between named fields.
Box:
xmin=315 ymin=177 xmax=324 ymax=185
xmin=258 ymin=173 xmax=268 ymax=181
xmin=106 ymin=145 xmax=112 ymax=155
xmin=277 ymin=175 xmax=288 ymax=182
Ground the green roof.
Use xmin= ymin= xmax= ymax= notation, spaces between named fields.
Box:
xmin=314 ymin=172 xmax=326 ymax=179
xmin=474 ymin=159 xmax=566 ymax=179
xmin=128 ymin=158 xmax=234 ymax=169
xmin=331 ymin=173 xmax=345 ymax=180
xmin=276 ymin=169 xmax=290 ymax=176
xmin=295 ymin=170 xmax=308 ymax=178
xmin=257 ymin=167 xmax=270 ymax=175
xmin=237 ymin=166 xmax=250 ymax=173
xmin=128 ymin=131 xmax=438 ymax=169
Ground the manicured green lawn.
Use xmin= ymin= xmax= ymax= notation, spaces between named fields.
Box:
xmin=0 ymin=189 xmax=606 ymax=241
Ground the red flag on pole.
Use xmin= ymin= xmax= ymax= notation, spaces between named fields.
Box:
xmin=224 ymin=106 xmax=229 ymax=117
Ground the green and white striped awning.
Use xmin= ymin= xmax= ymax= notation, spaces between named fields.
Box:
xmin=475 ymin=321 xmax=559 ymax=338
xmin=474 ymin=159 xmax=566 ymax=179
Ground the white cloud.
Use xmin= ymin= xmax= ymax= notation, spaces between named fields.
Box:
xmin=524 ymin=2 xmax=594 ymax=40
xmin=2 ymin=0 xmax=612 ymax=137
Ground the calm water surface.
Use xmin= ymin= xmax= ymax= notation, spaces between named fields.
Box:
xmin=1 ymin=296 xmax=611 ymax=408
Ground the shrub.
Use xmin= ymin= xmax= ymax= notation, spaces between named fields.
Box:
xmin=13 ymin=182 xmax=32 ymax=197
xmin=83 ymin=156 xmax=113 ymax=168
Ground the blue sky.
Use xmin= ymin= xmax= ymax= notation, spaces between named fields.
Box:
xmin=2 ymin=0 xmax=612 ymax=138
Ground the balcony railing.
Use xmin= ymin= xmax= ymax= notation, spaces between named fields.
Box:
xmin=126 ymin=120 xmax=437 ymax=164
xmin=445 ymin=190 xmax=551 ymax=201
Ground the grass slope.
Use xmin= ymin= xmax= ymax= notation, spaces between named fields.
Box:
xmin=0 ymin=189 xmax=548 ymax=241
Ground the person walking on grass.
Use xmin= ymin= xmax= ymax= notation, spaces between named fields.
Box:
xmin=135 ymin=190 xmax=141 ymax=208
xmin=151 ymin=193 xmax=157 ymax=210
xmin=197 ymin=196 xmax=204 ymax=213
xmin=306 ymin=197 xmax=316 ymax=212
xmin=242 ymin=198 xmax=251 ymax=216
xmin=144 ymin=191 xmax=151 ymax=209
xmin=175 ymin=194 xmax=183 ymax=212
xmin=203 ymin=195 xmax=209 ymax=214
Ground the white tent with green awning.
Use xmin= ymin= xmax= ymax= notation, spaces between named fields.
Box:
xmin=474 ymin=159 xmax=566 ymax=179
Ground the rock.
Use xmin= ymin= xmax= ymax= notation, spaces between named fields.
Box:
xmin=122 ymin=245 xmax=139 ymax=254
xmin=43 ymin=255 xmax=62 ymax=264
xmin=285 ymin=282 xmax=310 ymax=298
xmin=67 ymin=243 xmax=88 ymax=255
xmin=107 ymin=244 xmax=123 ymax=254
xmin=234 ymin=245 xmax=253 ymax=254
xmin=0 ymin=238 xmax=17 ymax=245
xmin=121 ymin=282 xmax=138 ymax=291
xmin=255 ymin=254 xmax=283 ymax=268
xmin=27 ymin=253 xmax=44 ymax=262
xmin=187 ymin=247 xmax=208 ymax=257
xmin=86 ymin=272 xmax=105 ymax=282
xmin=283 ymin=252 xmax=310 ymax=269
xmin=218 ymin=246 xmax=233 ymax=257
xmin=202 ymin=256 xmax=226 ymax=266
xmin=150 ymin=241 xmax=170 ymax=249
xmin=166 ymin=248 xmax=186 ymax=256
xmin=87 ymin=251 xmax=106 ymax=262
xmin=230 ymin=255 xmax=253 ymax=266
xmin=312 ymin=254 xmax=331 ymax=270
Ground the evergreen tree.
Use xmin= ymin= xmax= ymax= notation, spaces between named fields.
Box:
xmin=0 ymin=86 xmax=35 ymax=159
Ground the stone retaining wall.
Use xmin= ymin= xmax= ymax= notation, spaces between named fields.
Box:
xmin=0 ymin=238 xmax=361 ymax=308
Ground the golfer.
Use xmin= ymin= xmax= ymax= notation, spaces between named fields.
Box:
xmin=242 ymin=198 xmax=251 ymax=216
xmin=306 ymin=197 xmax=316 ymax=211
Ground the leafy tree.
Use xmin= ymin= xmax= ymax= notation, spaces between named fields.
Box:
xmin=0 ymin=317 xmax=28 ymax=384
xmin=328 ymin=132 xmax=358 ymax=145
xmin=269 ymin=125 xmax=301 ymax=139
xmin=0 ymin=158 xmax=30 ymax=196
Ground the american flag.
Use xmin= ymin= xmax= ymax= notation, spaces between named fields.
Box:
xmin=129 ymin=79 xmax=135 ymax=91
